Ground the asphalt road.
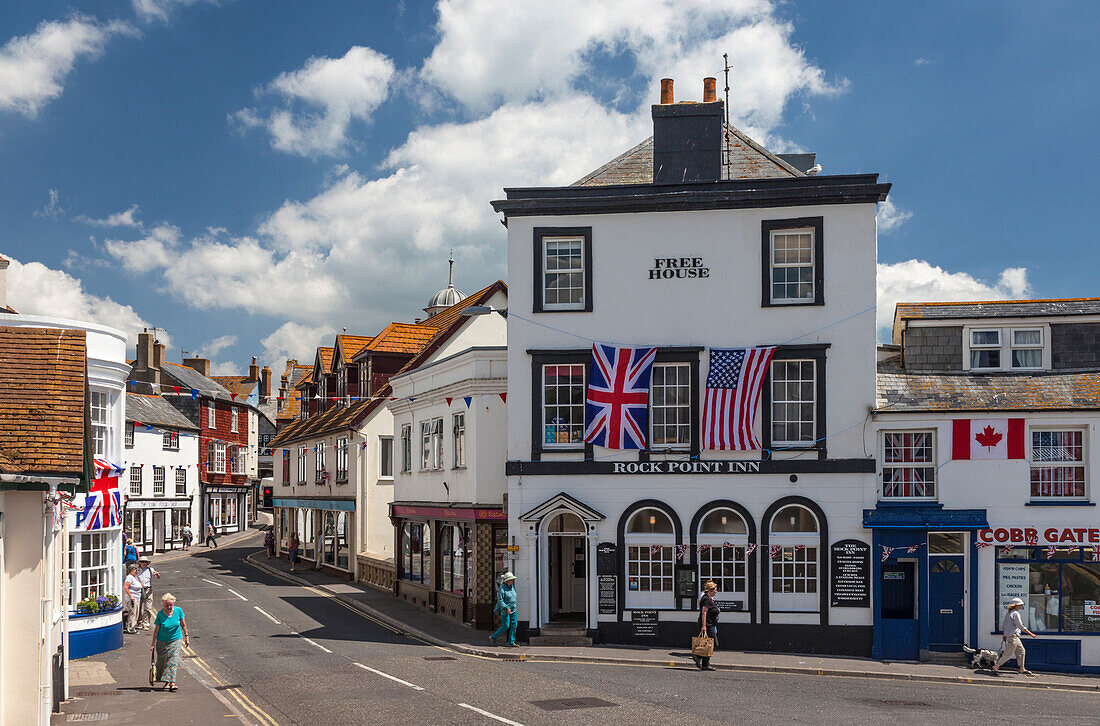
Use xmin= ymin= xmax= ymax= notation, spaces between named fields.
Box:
xmin=156 ymin=536 xmax=1100 ymax=726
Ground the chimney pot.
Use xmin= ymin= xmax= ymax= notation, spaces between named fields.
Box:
xmin=249 ymin=356 xmax=260 ymax=382
xmin=660 ymin=78 xmax=674 ymax=105
xmin=152 ymin=341 xmax=165 ymax=370
xmin=703 ymin=77 xmax=717 ymax=103
xmin=137 ymin=331 xmax=153 ymax=370
xmin=260 ymin=365 xmax=272 ymax=402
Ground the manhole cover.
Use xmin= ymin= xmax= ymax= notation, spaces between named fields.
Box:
xmin=531 ymin=698 xmax=618 ymax=711
xmin=423 ymin=656 xmax=456 ymax=661
xmin=75 ymin=691 xmax=122 ymax=697
xmin=67 ymin=715 xmax=109 ymax=722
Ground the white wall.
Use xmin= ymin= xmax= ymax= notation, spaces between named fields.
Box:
xmin=123 ymin=425 xmax=200 ymax=549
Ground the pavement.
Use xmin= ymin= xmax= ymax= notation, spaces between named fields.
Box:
xmin=244 ymin=544 xmax=1100 ymax=695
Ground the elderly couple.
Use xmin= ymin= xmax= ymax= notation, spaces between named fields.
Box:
xmin=122 ymin=556 xmax=160 ymax=634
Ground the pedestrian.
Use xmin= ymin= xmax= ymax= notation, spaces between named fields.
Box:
xmin=181 ymin=523 xmax=193 ymax=551
xmin=694 ymin=580 xmax=720 ymax=671
xmin=489 ymin=572 xmax=518 ymax=647
xmin=992 ymin=597 xmax=1037 ymax=676
xmin=288 ymin=532 xmax=300 ymax=572
xmin=136 ymin=556 xmax=161 ymax=630
xmin=150 ymin=593 xmax=189 ymax=692
xmin=122 ymin=563 xmax=143 ymax=634
xmin=123 ymin=537 xmax=139 ymax=567
xmin=264 ymin=529 xmax=275 ymax=559
xmin=205 ymin=521 xmax=218 ymax=548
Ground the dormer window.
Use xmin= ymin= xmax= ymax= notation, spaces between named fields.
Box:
xmin=964 ymin=325 xmax=1049 ymax=371
xmin=1011 ymin=329 xmax=1043 ymax=369
xmin=969 ymin=329 xmax=1001 ymax=370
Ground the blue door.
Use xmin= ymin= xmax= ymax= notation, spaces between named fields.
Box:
xmin=929 ymin=556 xmax=964 ymax=650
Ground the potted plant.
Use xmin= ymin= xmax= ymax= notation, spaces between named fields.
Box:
xmin=76 ymin=593 xmax=120 ymax=614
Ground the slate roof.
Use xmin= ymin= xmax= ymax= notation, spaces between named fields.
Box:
xmin=572 ymin=124 xmax=802 ymax=187
xmin=895 ymin=298 xmax=1100 ymax=323
xmin=126 ymin=392 xmax=200 ymax=430
xmin=876 ymin=365 xmax=1100 ymax=413
xmin=0 ymin=326 xmax=87 ymax=476
xmin=334 ymin=335 xmax=374 ymax=367
xmin=161 ymin=362 xmax=233 ymax=401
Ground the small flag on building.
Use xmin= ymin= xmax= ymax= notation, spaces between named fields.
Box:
xmin=769 ymin=545 xmax=782 ymax=560
xmin=745 ymin=544 xmax=756 ymax=556
xmin=951 ymin=418 xmax=1025 ymax=460
xmin=1046 ymin=546 xmax=1057 ymax=559
xmin=881 ymin=546 xmax=894 ymax=562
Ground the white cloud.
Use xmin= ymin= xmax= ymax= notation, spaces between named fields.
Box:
xmin=877 ymin=198 xmax=913 ymax=233
xmin=103 ymin=223 xmax=180 ymax=273
xmin=207 ymin=360 xmax=241 ymax=376
xmin=232 ymin=46 xmax=396 ymax=157
xmin=915 ymin=57 xmax=931 ymax=66
xmin=4 ymin=255 xmax=163 ymax=349
xmin=131 ymin=0 xmax=215 ymax=23
xmin=200 ymin=334 xmax=237 ymax=357
xmin=76 ymin=204 xmax=143 ymax=229
xmin=33 ymin=188 xmax=65 ymax=218
xmin=876 ymin=260 xmax=1032 ymax=333
xmin=260 ymin=321 xmax=335 ymax=369
xmin=0 ymin=16 xmax=134 ymax=117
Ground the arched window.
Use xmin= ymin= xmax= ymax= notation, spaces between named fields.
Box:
xmin=769 ymin=505 xmax=819 ymax=612
xmin=697 ymin=508 xmax=749 ymax=600
xmin=625 ymin=507 xmax=675 ymax=608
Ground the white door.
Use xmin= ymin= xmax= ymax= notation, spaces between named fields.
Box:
xmin=152 ymin=511 xmax=165 ymax=551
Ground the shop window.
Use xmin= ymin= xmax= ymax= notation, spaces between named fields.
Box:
xmin=625 ymin=507 xmax=675 ymax=609
xmin=323 ymin=511 xmax=337 ymax=567
xmin=440 ymin=525 xmax=466 ymax=595
xmin=124 ymin=509 xmax=143 ymax=549
xmin=769 ymin=505 xmax=819 ymax=612
xmin=336 ymin=511 xmax=349 ymax=570
xmin=492 ymin=525 xmax=509 ymax=590
xmin=298 ymin=509 xmax=315 ymax=560
xmin=696 ymin=508 xmax=748 ymax=599
xmin=996 ymin=547 xmax=1100 ymax=633
xmin=881 ymin=431 xmax=936 ymax=499
xmin=171 ymin=509 xmax=189 ymax=542
xmin=401 ymin=522 xmax=431 ymax=585
xmin=1030 ymin=430 xmax=1086 ymax=499
xmin=279 ymin=509 xmax=290 ymax=551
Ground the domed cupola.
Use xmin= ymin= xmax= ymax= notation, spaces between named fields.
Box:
xmin=424 ymin=253 xmax=466 ymax=316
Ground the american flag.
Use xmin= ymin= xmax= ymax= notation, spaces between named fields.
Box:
xmin=584 ymin=343 xmax=658 ymax=450
xmin=702 ymin=347 xmax=776 ymax=450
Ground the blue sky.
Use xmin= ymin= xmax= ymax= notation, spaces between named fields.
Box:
xmin=1 ymin=1 xmax=1097 ymax=372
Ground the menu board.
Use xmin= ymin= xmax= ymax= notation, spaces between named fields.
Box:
xmin=598 ymin=575 xmax=617 ymax=615
xmin=631 ymin=609 xmax=659 ymax=637
xmin=675 ymin=564 xmax=698 ymax=599
xmin=596 ymin=542 xmax=617 ymax=575
xmin=830 ymin=539 xmax=871 ymax=607
xmin=998 ymin=563 xmax=1029 ymax=624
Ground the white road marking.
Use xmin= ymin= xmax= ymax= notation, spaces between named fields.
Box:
xmin=227 ymin=589 xmax=248 ymax=601
xmin=352 ymin=663 xmax=424 ymax=691
xmin=457 ymin=704 xmax=525 ymax=725
xmin=201 ymin=578 xmax=223 ymax=587
xmin=296 ymin=634 xmax=332 ymax=653
xmin=253 ymin=606 xmax=280 ymax=624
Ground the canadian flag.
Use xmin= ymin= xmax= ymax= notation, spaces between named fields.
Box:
xmin=952 ymin=419 xmax=1025 ymax=460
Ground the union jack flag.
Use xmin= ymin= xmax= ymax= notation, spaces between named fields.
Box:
xmin=1046 ymin=546 xmax=1057 ymax=559
xmin=881 ymin=546 xmax=894 ymax=562
xmin=745 ymin=544 xmax=757 ymax=556
xmin=769 ymin=545 xmax=782 ymax=560
xmin=702 ymin=347 xmax=776 ymax=450
xmin=584 ymin=343 xmax=658 ymax=450
xmin=77 ymin=459 xmax=123 ymax=531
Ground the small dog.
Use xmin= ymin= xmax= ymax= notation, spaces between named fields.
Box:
xmin=963 ymin=645 xmax=999 ymax=670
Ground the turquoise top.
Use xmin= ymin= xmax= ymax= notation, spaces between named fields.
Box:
xmin=155 ymin=607 xmax=185 ymax=642
xmin=495 ymin=583 xmax=517 ymax=613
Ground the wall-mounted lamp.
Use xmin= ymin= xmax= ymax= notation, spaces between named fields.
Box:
xmin=460 ymin=305 xmax=508 ymax=319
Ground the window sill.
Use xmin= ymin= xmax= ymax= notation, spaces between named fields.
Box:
xmin=452 ymin=465 xmax=467 ymax=471
xmin=765 ymin=299 xmax=820 ymax=307
xmin=377 ymin=476 xmax=394 ymax=483
xmin=1026 ymin=500 xmax=1095 ymax=507
xmin=877 ymin=498 xmax=940 ymax=505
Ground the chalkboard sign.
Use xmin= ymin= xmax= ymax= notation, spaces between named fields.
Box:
xmin=830 ymin=539 xmax=871 ymax=607
xmin=598 ymin=575 xmax=617 ymax=615
xmin=631 ymin=609 xmax=659 ymax=637
xmin=596 ymin=542 xmax=617 ymax=575
xmin=675 ymin=564 xmax=698 ymax=598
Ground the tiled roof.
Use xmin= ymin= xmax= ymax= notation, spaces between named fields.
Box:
xmin=895 ymin=298 xmax=1100 ymax=322
xmin=315 ymin=347 xmax=334 ymax=374
xmin=270 ymin=396 xmax=382 ymax=448
xmin=334 ymin=335 xmax=374 ymax=366
xmin=276 ymin=364 xmax=312 ymax=423
xmin=357 ymin=323 xmax=439 ymax=356
xmin=876 ymin=366 xmax=1100 ymax=412
xmin=0 ymin=326 xmax=86 ymax=476
xmin=572 ymin=124 xmax=802 ymax=187
xmin=162 ymin=362 xmax=234 ymax=401
xmin=212 ymin=376 xmax=258 ymax=399
xmin=126 ymin=392 xmax=200 ymax=430
xmin=418 ymin=281 xmax=506 ymax=329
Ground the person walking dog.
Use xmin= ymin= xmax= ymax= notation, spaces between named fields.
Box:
xmin=150 ymin=593 xmax=189 ymax=692
xmin=489 ymin=572 xmax=519 ymax=647
xmin=136 ymin=556 xmax=160 ymax=630
xmin=695 ymin=580 xmax=720 ymax=671
xmin=993 ymin=597 xmax=1037 ymax=676
xmin=205 ymin=521 xmax=218 ymax=548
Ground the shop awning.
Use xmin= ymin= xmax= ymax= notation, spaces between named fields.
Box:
xmin=863 ymin=505 xmax=988 ymax=530
xmin=273 ymin=497 xmax=355 ymax=511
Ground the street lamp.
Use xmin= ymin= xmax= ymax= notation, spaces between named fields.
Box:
xmin=460 ymin=305 xmax=508 ymax=319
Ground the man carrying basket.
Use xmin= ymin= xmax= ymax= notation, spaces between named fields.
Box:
xmin=693 ymin=580 xmax=720 ymax=671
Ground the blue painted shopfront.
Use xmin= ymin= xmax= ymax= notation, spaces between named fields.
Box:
xmin=863 ymin=504 xmax=987 ymax=661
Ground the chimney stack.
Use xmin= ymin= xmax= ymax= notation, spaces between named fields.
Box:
xmin=0 ymin=255 xmax=9 ymax=311
xmin=703 ymin=77 xmax=717 ymax=103
xmin=152 ymin=340 xmax=165 ymax=370
xmin=136 ymin=330 xmax=153 ymax=370
xmin=130 ymin=329 xmax=162 ymax=393
xmin=261 ymin=366 xmax=271 ymax=403
xmin=651 ymin=77 xmax=723 ymax=185
xmin=660 ymin=78 xmax=674 ymax=105
xmin=249 ymin=356 xmax=259 ymax=382
xmin=183 ymin=357 xmax=211 ymax=377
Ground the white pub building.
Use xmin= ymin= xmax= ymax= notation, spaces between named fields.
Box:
xmin=492 ymin=78 xmax=890 ymax=653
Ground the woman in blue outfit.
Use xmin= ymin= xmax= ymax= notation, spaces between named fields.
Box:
xmin=489 ymin=572 xmax=519 ymax=647
xmin=150 ymin=593 xmax=189 ymax=692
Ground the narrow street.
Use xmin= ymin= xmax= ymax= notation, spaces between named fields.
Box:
xmin=125 ymin=533 xmax=1099 ymax=726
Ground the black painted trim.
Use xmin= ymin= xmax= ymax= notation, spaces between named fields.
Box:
xmin=532 ymin=227 xmax=593 ymax=313
xmin=761 ymin=217 xmax=825 ymax=307
xmin=505 ymin=457 xmax=874 ymax=476
xmin=762 ymin=344 xmax=829 ymax=458
xmin=759 ymin=496 xmax=829 ymax=626
xmin=652 ymin=348 xmax=703 ymax=456
xmin=529 ymin=349 xmax=590 ymax=461
xmin=688 ymin=500 xmax=758 ymax=623
xmin=616 ymin=499 xmax=684 ymax=623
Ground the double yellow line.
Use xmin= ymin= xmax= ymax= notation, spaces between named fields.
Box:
xmin=183 ymin=644 xmax=280 ymax=725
